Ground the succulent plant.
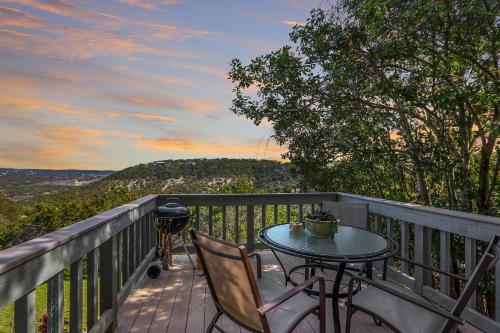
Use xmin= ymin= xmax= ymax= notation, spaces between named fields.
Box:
xmin=306 ymin=209 xmax=336 ymax=222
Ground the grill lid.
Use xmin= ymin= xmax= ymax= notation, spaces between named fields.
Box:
xmin=157 ymin=201 xmax=189 ymax=219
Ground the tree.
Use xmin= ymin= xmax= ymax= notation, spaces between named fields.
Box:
xmin=229 ymin=0 xmax=498 ymax=214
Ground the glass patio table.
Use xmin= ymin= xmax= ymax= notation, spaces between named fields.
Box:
xmin=258 ymin=223 xmax=397 ymax=333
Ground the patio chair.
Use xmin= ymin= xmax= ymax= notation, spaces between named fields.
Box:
xmin=190 ymin=229 xmax=326 ymax=333
xmin=321 ymin=201 xmax=368 ymax=229
xmin=313 ymin=201 xmax=370 ymax=275
xmin=345 ymin=235 xmax=499 ymax=333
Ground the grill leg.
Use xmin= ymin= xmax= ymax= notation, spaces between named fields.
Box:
xmin=182 ymin=233 xmax=196 ymax=270
xmin=161 ymin=232 xmax=172 ymax=270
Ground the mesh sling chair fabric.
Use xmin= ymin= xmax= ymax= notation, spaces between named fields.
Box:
xmin=345 ymin=235 xmax=500 ymax=333
xmin=190 ymin=229 xmax=326 ymax=333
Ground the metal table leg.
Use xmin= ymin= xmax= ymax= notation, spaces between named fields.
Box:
xmin=332 ymin=262 xmax=346 ymax=333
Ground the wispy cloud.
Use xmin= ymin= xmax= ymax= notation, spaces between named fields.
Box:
xmin=108 ymin=93 xmax=225 ymax=115
xmin=135 ymin=137 xmax=286 ymax=158
xmin=0 ymin=6 xmax=47 ymax=28
xmin=282 ymin=20 xmax=305 ymax=27
xmin=129 ymin=113 xmax=178 ymax=122
xmin=120 ymin=0 xmax=179 ymax=10
xmin=172 ymin=63 xmax=228 ymax=80
xmin=0 ymin=94 xmax=94 ymax=119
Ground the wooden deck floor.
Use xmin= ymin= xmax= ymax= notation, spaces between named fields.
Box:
xmin=116 ymin=252 xmax=481 ymax=333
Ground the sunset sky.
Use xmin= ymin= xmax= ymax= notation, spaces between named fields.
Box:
xmin=0 ymin=0 xmax=320 ymax=170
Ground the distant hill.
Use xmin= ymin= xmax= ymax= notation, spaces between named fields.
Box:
xmin=0 ymin=168 xmax=113 ymax=201
xmin=105 ymin=158 xmax=299 ymax=193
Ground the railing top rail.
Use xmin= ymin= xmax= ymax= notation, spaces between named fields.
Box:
xmin=0 ymin=194 xmax=157 ymax=276
xmin=336 ymin=192 xmax=500 ymax=225
xmin=158 ymin=192 xmax=337 ymax=206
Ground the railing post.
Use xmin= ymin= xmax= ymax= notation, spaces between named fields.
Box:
xmin=128 ymin=225 xmax=135 ymax=278
xmin=47 ymin=271 xmax=64 ymax=333
xmin=465 ymin=237 xmax=477 ymax=309
xmin=222 ymin=206 xmax=227 ymax=241
xmin=374 ymin=215 xmax=381 ymax=234
xmin=414 ymin=225 xmax=432 ymax=294
xmin=261 ymin=205 xmax=266 ymax=229
xmin=400 ymin=221 xmax=409 ymax=274
xmin=70 ymin=258 xmax=83 ymax=333
xmin=121 ymin=228 xmax=129 ymax=285
xmin=439 ymin=231 xmax=451 ymax=296
xmin=299 ymin=204 xmax=303 ymax=223
xmin=247 ymin=205 xmax=255 ymax=252
xmin=496 ymin=244 xmax=500 ymax=322
xmin=235 ymin=206 xmax=240 ymax=244
xmin=14 ymin=290 xmax=35 ymax=333
xmin=100 ymin=235 xmax=118 ymax=332
xmin=208 ymin=206 xmax=213 ymax=236
xmin=135 ymin=219 xmax=141 ymax=269
xmin=273 ymin=205 xmax=278 ymax=225
xmin=150 ymin=211 xmax=157 ymax=249
xmin=286 ymin=204 xmax=291 ymax=223
xmin=387 ymin=218 xmax=394 ymax=266
xmin=195 ymin=206 xmax=200 ymax=230
xmin=142 ymin=216 xmax=148 ymax=259
xmin=87 ymin=248 xmax=99 ymax=329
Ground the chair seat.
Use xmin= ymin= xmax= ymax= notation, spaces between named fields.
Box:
xmin=257 ymin=277 xmax=319 ymax=333
xmin=351 ymin=280 xmax=448 ymax=333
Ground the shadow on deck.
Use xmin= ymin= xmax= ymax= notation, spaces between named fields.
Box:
xmin=117 ymin=251 xmax=395 ymax=333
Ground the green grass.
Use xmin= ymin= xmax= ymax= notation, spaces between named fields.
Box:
xmin=0 ymin=277 xmax=88 ymax=333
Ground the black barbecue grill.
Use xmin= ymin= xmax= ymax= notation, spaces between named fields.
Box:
xmin=156 ymin=201 xmax=190 ymax=234
xmin=147 ymin=198 xmax=194 ymax=278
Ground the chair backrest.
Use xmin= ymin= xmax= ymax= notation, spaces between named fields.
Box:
xmin=322 ymin=201 xmax=368 ymax=229
xmin=441 ymin=235 xmax=499 ymax=332
xmin=190 ymin=229 xmax=265 ymax=332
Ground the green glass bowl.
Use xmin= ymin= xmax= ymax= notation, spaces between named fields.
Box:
xmin=304 ymin=218 xmax=338 ymax=238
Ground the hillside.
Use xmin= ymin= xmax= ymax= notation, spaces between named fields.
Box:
xmin=0 ymin=159 xmax=298 ymax=249
xmin=105 ymin=158 xmax=299 ymax=193
xmin=0 ymin=168 xmax=113 ymax=201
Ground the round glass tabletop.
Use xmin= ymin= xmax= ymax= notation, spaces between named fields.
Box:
xmin=260 ymin=224 xmax=390 ymax=261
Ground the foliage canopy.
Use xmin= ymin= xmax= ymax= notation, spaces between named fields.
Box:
xmin=229 ymin=0 xmax=498 ymax=215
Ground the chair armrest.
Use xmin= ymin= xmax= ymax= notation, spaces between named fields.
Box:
xmin=248 ymin=252 xmax=262 ymax=278
xmin=258 ymin=276 xmax=324 ymax=314
xmin=348 ymin=276 xmax=465 ymax=325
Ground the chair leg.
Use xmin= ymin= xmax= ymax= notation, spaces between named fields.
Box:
xmin=319 ymin=308 xmax=326 ymax=333
xmin=206 ymin=310 xmax=222 ymax=333
xmin=345 ymin=305 xmax=353 ymax=333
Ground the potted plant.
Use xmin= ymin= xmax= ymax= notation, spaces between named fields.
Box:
xmin=304 ymin=209 xmax=339 ymax=238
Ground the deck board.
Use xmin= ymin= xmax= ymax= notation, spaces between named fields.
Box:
xmin=117 ymin=252 xmax=481 ymax=333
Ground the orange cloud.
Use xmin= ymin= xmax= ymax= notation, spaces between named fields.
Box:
xmin=129 ymin=113 xmax=178 ymax=122
xmin=1 ymin=0 xmax=117 ymax=24
xmin=109 ymin=93 xmax=225 ymax=115
xmin=112 ymin=95 xmax=175 ymax=109
xmin=283 ymin=20 xmax=305 ymax=27
xmin=0 ymin=6 xmax=47 ymax=28
xmin=0 ymin=94 xmax=92 ymax=118
xmin=0 ymin=6 xmax=206 ymax=61
xmin=135 ymin=138 xmax=287 ymax=158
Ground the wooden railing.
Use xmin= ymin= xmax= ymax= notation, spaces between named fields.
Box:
xmin=165 ymin=192 xmax=500 ymax=333
xmin=0 ymin=195 xmax=157 ymax=333
xmin=1 ymin=192 xmax=499 ymax=332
